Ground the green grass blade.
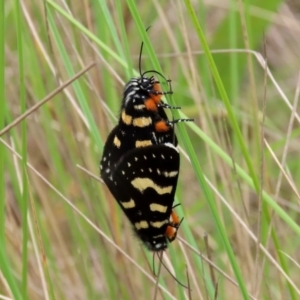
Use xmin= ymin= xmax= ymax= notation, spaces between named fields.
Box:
xmin=14 ymin=0 xmax=29 ymax=298
xmin=176 ymin=122 xmax=249 ymax=299
xmin=211 ymin=0 xmax=283 ymax=99
xmin=46 ymin=0 xmax=128 ymax=69
xmin=184 ymin=0 xmax=259 ymax=194
xmin=0 ymin=0 xmax=6 ymax=246
xmin=0 ymin=1 xmax=6 ymax=247
xmin=46 ymin=6 xmax=103 ymax=150
xmin=183 ymin=1 xmax=252 ymax=298
xmin=0 ymin=3 xmax=22 ymax=299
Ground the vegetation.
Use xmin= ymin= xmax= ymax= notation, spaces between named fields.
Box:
xmin=1 ymin=0 xmax=299 ymax=299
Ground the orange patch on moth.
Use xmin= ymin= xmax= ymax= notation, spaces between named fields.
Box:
xmin=170 ymin=210 xmax=180 ymax=225
xmin=150 ymin=82 xmax=163 ymax=104
xmin=165 ymin=210 xmax=180 ymax=241
xmin=144 ymin=99 xmax=158 ymax=111
xmin=165 ymin=225 xmax=176 ymax=240
xmin=155 ymin=120 xmax=170 ymax=132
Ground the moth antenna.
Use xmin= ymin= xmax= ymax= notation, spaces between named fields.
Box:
xmin=142 ymin=69 xmax=170 ymax=84
xmin=156 ymin=251 xmax=190 ymax=290
xmin=186 ymin=263 xmax=192 ymax=299
xmin=139 ymin=26 xmax=152 ymax=77
xmin=153 ymin=251 xmax=163 ymax=300
xmin=138 ymin=40 xmax=144 ymax=77
xmin=152 ymin=252 xmax=157 ymax=277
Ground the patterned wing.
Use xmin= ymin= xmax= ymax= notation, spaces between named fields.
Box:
xmin=101 ymin=143 xmax=180 ymax=251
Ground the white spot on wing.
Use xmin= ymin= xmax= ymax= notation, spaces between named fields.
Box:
xmin=134 ymin=221 xmax=149 ymax=230
xmin=135 ymin=140 xmax=152 ymax=147
xmin=164 ymin=142 xmax=179 ymax=152
xmin=150 ymin=220 xmax=168 ymax=228
xmin=121 ymin=110 xmax=132 ymax=125
xmin=131 ymin=178 xmax=172 ymax=195
xmin=120 ymin=198 xmax=135 ymax=208
xmin=150 ymin=203 xmax=168 ymax=213
xmin=133 ymin=117 xmax=152 ymax=127
xmin=134 ymin=104 xmax=146 ymax=110
xmin=163 ymin=171 xmax=178 ymax=177
xmin=113 ymin=136 xmax=121 ymax=148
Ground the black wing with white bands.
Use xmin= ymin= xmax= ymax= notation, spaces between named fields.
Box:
xmin=101 ymin=143 xmax=180 ymax=251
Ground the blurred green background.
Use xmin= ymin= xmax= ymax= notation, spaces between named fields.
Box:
xmin=1 ymin=0 xmax=300 ymax=299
